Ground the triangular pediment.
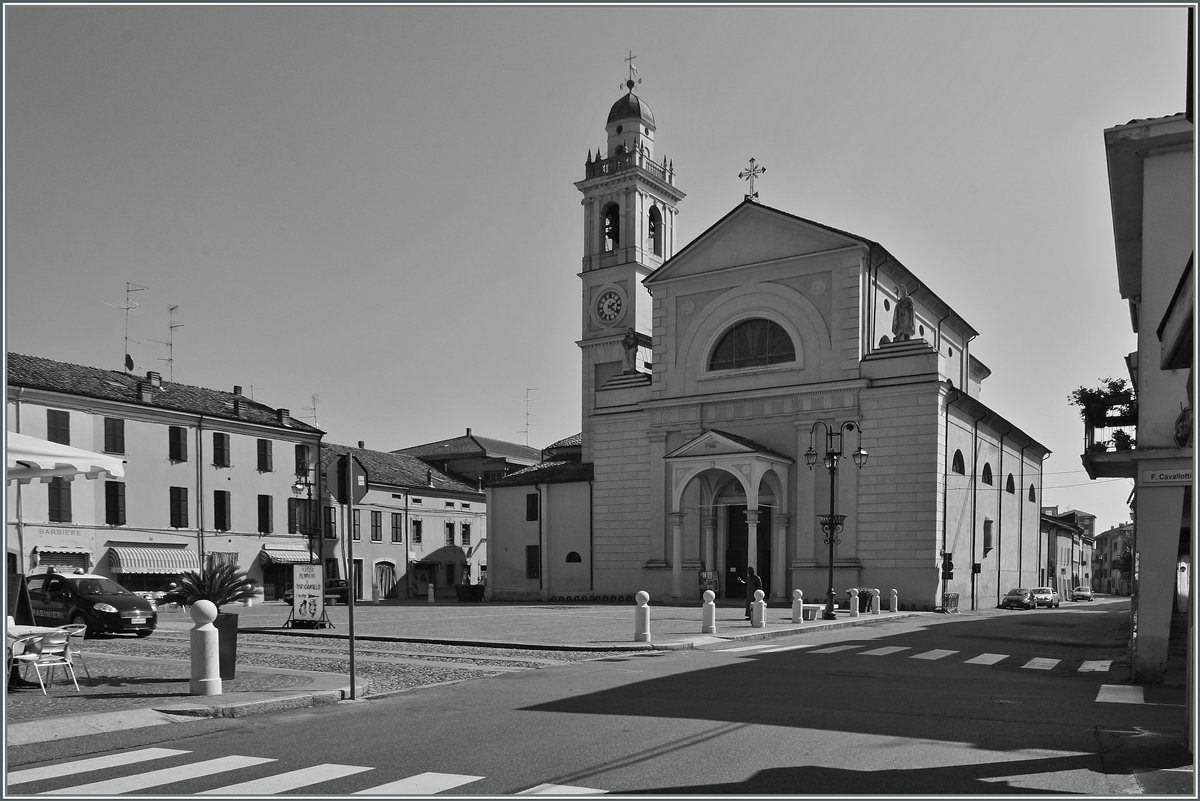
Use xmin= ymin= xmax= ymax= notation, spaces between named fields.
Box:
xmin=647 ymin=201 xmax=869 ymax=285
xmin=665 ymin=428 xmax=791 ymax=463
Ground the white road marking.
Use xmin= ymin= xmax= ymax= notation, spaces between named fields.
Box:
xmin=6 ymin=748 xmax=190 ymax=786
xmin=721 ymin=643 xmax=777 ymax=652
xmin=964 ymin=653 xmax=1008 ymax=665
xmin=810 ymin=645 xmax=862 ymax=654
xmin=1023 ymin=658 xmax=1060 ymax=670
xmin=1077 ymin=660 xmax=1113 ymax=673
xmin=519 ymin=783 xmax=608 ymax=794
xmin=42 ymin=756 xmax=275 ymax=795
xmin=760 ymin=643 xmax=819 ymax=653
xmin=858 ymin=646 xmax=911 ymax=656
xmin=1097 ymin=685 xmax=1144 ymax=704
xmin=911 ymin=649 xmax=957 ymax=660
xmin=353 ymin=772 xmax=485 ymax=795
xmin=200 ymin=764 xmax=374 ymax=794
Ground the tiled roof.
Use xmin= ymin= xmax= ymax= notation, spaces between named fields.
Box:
xmin=322 ymin=442 xmax=481 ymax=496
xmin=394 ymin=432 xmax=541 ymax=463
xmin=488 ymin=460 xmax=595 ymax=487
xmin=545 ymin=433 xmax=583 ymax=450
xmin=6 ymin=353 xmax=322 ymax=435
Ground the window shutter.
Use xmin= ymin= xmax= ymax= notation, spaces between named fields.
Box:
xmin=106 ymin=481 xmax=126 ymax=526
xmin=47 ymin=410 xmax=70 ymax=445
xmin=104 ymin=418 xmax=125 ymax=454
xmin=258 ymin=494 xmax=273 ymax=534
xmin=258 ymin=440 xmax=273 ymax=472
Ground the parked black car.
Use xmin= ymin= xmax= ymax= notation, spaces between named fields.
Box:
xmin=283 ymin=579 xmax=350 ymax=605
xmin=26 ymin=571 xmax=157 ymax=636
xmin=1000 ymin=588 xmax=1037 ymax=610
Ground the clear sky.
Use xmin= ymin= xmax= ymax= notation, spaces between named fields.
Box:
xmin=4 ymin=5 xmax=1189 ymax=534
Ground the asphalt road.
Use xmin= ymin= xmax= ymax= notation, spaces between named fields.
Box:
xmin=7 ymin=599 xmax=1191 ymax=796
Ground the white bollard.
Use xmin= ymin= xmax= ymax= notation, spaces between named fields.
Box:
xmin=791 ymin=589 xmax=804 ymax=624
xmin=871 ymin=588 xmax=881 ymax=615
xmin=634 ymin=591 xmax=651 ymax=642
xmin=427 ymin=582 xmax=435 ymax=604
xmin=890 ymin=589 xmax=899 ymax=613
xmin=702 ymin=590 xmax=717 ymax=634
xmin=189 ymin=600 xmax=222 ymax=696
xmin=848 ymin=588 xmax=859 ymax=618
xmin=751 ymin=589 xmax=767 ymax=628
xmin=372 ymin=582 xmax=381 ymax=605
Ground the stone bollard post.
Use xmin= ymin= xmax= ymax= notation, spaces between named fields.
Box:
xmin=634 ymin=591 xmax=651 ymax=642
xmin=751 ymin=589 xmax=767 ymax=628
xmin=791 ymin=589 xmax=804 ymax=624
xmin=848 ymin=588 xmax=859 ymax=618
xmin=701 ymin=590 xmax=717 ymax=634
xmin=189 ymin=600 xmax=221 ymax=696
xmin=890 ymin=589 xmax=899 ymax=613
xmin=372 ymin=582 xmax=381 ymax=605
xmin=427 ymin=583 xmax=435 ymax=604
xmin=871 ymin=588 xmax=881 ymax=615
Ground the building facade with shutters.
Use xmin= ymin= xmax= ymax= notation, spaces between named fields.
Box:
xmin=487 ymin=79 xmax=1049 ymax=609
xmin=6 ymin=353 xmax=323 ymax=600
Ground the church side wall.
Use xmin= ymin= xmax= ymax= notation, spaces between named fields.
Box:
xmin=544 ymin=482 xmax=593 ymax=596
xmin=590 ymin=410 xmax=660 ymax=597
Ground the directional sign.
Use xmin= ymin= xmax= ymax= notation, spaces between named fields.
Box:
xmin=331 ymin=455 xmax=369 ymax=504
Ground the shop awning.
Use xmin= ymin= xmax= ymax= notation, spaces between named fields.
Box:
xmin=259 ymin=548 xmax=316 ymax=565
xmin=6 ymin=432 xmax=126 ymax=484
xmin=108 ymin=547 xmax=200 ymax=574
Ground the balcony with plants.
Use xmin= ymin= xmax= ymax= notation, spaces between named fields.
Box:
xmin=1071 ymin=377 xmax=1137 ymax=479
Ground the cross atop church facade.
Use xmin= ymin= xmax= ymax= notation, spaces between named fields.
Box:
xmin=739 ymin=158 xmax=766 ymax=202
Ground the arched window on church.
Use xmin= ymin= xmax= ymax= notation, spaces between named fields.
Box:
xmin=566 ymin=551 xmax=582 ymax=563
xmin=952 ymin=450 xmax=965 ymax=475
xmin=1006 ymin=474 xmax=1016 ymax=494
xmin=603 ymin=203 xmax=620 ymax=253
xmin=709 ymin=319 xmax=796 ymax=371
xmin=981 ymin=463 xmax=993 ymax=485
xmin=1028 ymin=484 xmax=1037 ymax=502
xmin=648 ymin=206 xmax=663 ymax=257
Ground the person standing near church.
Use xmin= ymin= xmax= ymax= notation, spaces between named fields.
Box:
xmin=744 ymin=566 xmax=762 ymax=620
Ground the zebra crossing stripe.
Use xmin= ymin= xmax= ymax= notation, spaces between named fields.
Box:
xmin=199 ymin=764 xmax=374 ymax=794
xmin=760 ymin=644 xmax=818 ymax=653
xmin=858 ymin=646 xmax=911 ymax=657
xmin=964 ymin=653 xmax=1008 ymax=665
xmin=519 ymin=783 xmax=608 ymax=794
xmin=722 ymin=644 xmax=776 ymax=652
xmin=1023 ymin=658 xmax=1060 ymax=670
xmin=810 ymin=645 xmax=862 ymax=654
xmin=1077 ymin=660 xmax=1112 ymax=673
xmin=911 ymin=649 xmax=957 ymax=660
xmin=42 ymin=756 xmax=276 ymax=795
xmin=1097 ymin=685 xmax=1144 ymax=704
xmin=6 ymin=748 xmax=190 ymax=786
xmin=353 ymin=772 xmax=485 ymax=795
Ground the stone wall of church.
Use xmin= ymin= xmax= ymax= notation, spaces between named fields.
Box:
xmin=590 ymin=409 xmax=661 ymax=595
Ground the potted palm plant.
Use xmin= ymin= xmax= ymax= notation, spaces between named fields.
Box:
xmin=161 ymin=562 xmax=258 ymax=680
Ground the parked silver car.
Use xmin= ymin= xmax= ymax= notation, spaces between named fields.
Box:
xmin=1071 ymin=586 xmax=1094 ymax=601
xmin=1031 ymin=586 xmax=1061 ymax=608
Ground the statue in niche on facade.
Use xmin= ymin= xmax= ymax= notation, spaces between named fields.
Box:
xmin=892 ymin=285 xmax=916 ymax=341
xmin=621 ymin=327 xmax=640 ymax=373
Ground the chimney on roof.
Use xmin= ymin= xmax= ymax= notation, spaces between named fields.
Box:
xmin=136 ymin=382 xmax=153 ymax=403
xmin=358 ymin=440 xmax=365 ymax=449
xmin=427 ymin=469 xmax=434 ymax=488
xmin=466 ymin=427 xmax=472 ymax=437
xmin=277 ymin=408 xmax=290 ymax=425
xmin=233 ymin=397 xmax=244 ymax=417
xmin=146 ymin=371 xmax=162 ymax=388
xmin=233 ymin=386 xmax=242 ymax=396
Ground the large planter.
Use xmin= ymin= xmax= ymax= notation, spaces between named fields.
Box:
xmin=455 ymin=585 xmax=486 ymax=603
xmin=214 ymin=612 xmax=238 ymax=680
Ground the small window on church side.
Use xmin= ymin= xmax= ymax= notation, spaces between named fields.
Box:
xmin=566 ymin=551 xmax=582 ymax=563
xmin=603 ymin=204 xmax=620 ymax=252
xmin=981 ymin=463 xmax=993 ymax=485
xmin=952 ymin=450 xmax=965 ymax=475
xmin=1006 ymin=474 xmax=1015 ymax=494
xmin=648 ymin=206 xmax=663 ymax=257
xmin=1028 ymin=484 xmax=1037 ymax=502
xmin=709 ymin=319 xmax=796 ymax=371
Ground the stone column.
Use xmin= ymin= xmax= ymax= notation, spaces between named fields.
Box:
xmin=669 ymin=511 xmax=686 ymax=599
xmin=702 ymin=512 xmax=716 ymax=572
xmin=746 ymin=509 xmax=760 ymax=578
xmin=773 ymin=514 xmax=790 ymax=601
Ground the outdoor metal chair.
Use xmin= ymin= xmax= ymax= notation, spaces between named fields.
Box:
xmin=7 ymin=633 xmax=42 ymax=681
xmin=11 ymin=631 xmax=79 ymax=694
xmin=58 ymin=623 xmax=92 ymax=684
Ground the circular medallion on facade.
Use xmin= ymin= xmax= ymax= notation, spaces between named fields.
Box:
xmin=811 ymin=279 xmax=826 ymax=295
xmin=682 ymin=300 xmax=695 ymax=316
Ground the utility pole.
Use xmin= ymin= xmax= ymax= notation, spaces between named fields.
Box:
xmin=518 ymin=388 xmax=538 ymax=447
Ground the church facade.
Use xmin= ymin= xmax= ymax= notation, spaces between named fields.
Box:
xmin=487 ymin=80 xmax=1048 ymax=611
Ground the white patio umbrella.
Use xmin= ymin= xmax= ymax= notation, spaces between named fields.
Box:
xmin=5 ymin=431 xmax=126 ymax=484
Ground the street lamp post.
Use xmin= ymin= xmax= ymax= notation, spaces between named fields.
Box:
xmin=805 ymin=421 xmax=868 ymax=620
xmin=292 ymin=460 xmax=319 ymax=565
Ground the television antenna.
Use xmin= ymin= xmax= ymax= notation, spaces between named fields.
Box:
xmin=518 ymin=388 xmax=538 ymax=447
xmin=148 ymin=305 xmax=183 ymax=382
xmin=106 ymin=282 xmax=147 ymax=372
xmin=300 ymin=394 xmax=320 ymax=426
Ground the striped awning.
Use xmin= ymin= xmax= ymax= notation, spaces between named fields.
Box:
xmin=259 ymin=548 xmax=316 ymax=565
xmin=108 ymin=547 xmax=200 ymax=575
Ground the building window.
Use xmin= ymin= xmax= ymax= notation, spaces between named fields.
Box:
xmin=103 ymin=418 xmax=125 ymax=454
xmin=648 ymin=205 xmax=663 ymax=256
xmin=461 ymin=503 xmax=471 ymax=509
xmin=213 ymin=433 xmax=231 ymax=468
xmin=105 ymin=481 xmax=126 ymax=526
xmin=525 ymin=545 xmax=540 ymax=579
xmin=566 ymin=551 xmax=582 ymax=563
xmin=170 ymin=487 xmax=189 ymax=528
xmin=951 ymin=450 xmax=965 ymax=475
xmin=1028 ymin=484 xmax=1037 ymax=502
xmin=371 ymin=511 xmax=383 ymax=542
xmin=461 ymin=523 xmax=471 ymax=547
xmin=603 ymin=203 xmax=620 ymax=252
xmin=169 ymin=426 xmax=188 ymax=462
xmin=391 ymin=513 xmax=403 ymax=543
xmin=258 ymin=495 xmax=273 ymax=534
xmin=526 ymin=493 xmax=539 ymax=521
xmin=352 ymin=509 xmax=361 ymax=541
xmin=981 ymin=463 xmax=993 ymax=486
xmin=709 ymin=319 xmax=796 ymax=371
xmin=1006 ymin=475 xmax=1016 ymax=494
xmin=412 ymin=519 xmax=423 ymax=544
xmin=257 ymin=439 xmax=273 ymax=472
xmin=214 ymin=490 xmax=231 ymax=532
xmin=294 ymin=443 xmax=307 ymax=475
xmin=48 ymin=477 xmax=72 ymax=523
xmin=324 ymin=506 xmax=336 ymax=539
xmin=445 ymin=501 xmax=455 ymax=508
xmin=412 ymin=498 xmax=423 ymax=504
xmin=46 ymin=409 xmax=70 ymax=445
xmin=445 ymin=521 xmax=455 ymax=546
xmin=983 ymin=518 xmax=994 ymax=554
xmin=288 ymin=498 xmax=301 ymax=534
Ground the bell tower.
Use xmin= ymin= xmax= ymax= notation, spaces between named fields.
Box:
xmin=575 ymin=57 xmax=685 ymax=462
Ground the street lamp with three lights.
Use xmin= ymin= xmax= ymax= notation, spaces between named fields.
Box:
xmin=804 ymin=421 xmax=868 ymax=620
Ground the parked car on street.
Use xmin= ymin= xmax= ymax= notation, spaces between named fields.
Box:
xmin=1031 ymin=587 xmax=1061 ymax=608
xmin=25 ymin=571 xmax=157 ymax=637
xmin=283 ymin=579 xmax=350 ymax=605
xmin=1072 ymin=586 xmax=1095 ymax=601
xmin=1000 ymin=588 xmax=1037 ymax=610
